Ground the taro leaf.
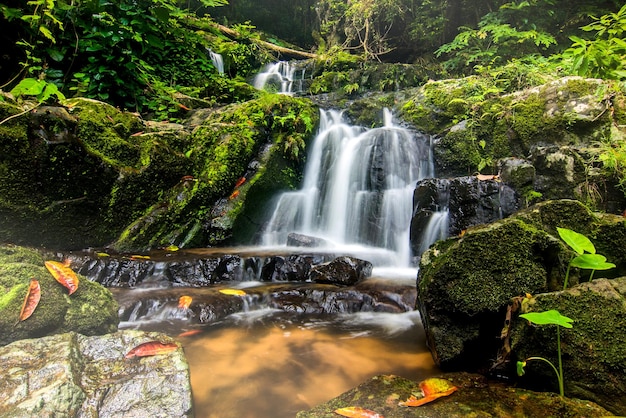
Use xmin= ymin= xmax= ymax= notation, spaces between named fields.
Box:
xmin=178 ymin=295 xmax=192 ymax=309
xmin=520 ymin=310 xmax=573 ymax=328
xmin=334 ymin=406 xmax=384 ymax=417
xmin=570 ymin=253 xmax=616 ymax=270
xmin=556 ymin=227 xmax=595 ymax=255
xmin=45 ymin=260 xmax=79 ymax=295
xmin=17 ymin=279 xmax=41 ymax=322
xmin=517 ymin=361 xmax=527 ymax=376
xmin=125 ymin=341 xmax=178 ymax=358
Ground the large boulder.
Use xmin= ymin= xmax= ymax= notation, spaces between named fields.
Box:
xmin=0 ymin=245 xmax=118 ymax=346
xmin=0 ymin=330 xmax=192 ymax=417
xmin=509 ymin=277 xmax=626 ymax=416
xmin=0 ymin=94 xmax=318 ymax=251
xmin=309 ymin=256 xmax=373 ymax=286
xmin=416 ymin=199 xmax=626 ymax=370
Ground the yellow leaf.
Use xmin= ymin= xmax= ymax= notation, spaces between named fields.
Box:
xmin=219 ymin=288 xmax=246 ymax=296
xmin=45 ymin=260 xmax=79 ymax=295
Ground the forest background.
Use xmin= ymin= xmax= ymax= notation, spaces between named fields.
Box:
xmin=0 ymin=0 xmax=625 ymax=165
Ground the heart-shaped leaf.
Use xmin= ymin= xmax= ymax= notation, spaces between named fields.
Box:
xmin=570 ymin=254 xmax=616 ymax=270
xmin=557 ymin=227 xmax=595 ymax=255
xmin=520 ymin=310 xmax=573 ymax=328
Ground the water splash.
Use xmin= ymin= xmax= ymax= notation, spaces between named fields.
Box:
xmin=262 ymin=109 xmax=434 ymax=267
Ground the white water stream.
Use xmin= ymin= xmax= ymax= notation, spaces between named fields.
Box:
xmin=262 ymin=108 xmax=441 ymax=268
xmin=253 ymin=61 xmax=306 ymax=95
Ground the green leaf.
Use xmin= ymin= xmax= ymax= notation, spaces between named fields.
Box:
xmin=556 ymin=227 xmax=595 ymax=255
xmin=570 ymin=254 xmax=616 ymax=270
xmin=520 ymin=310 xmax=573 ymax=328
xmin=516 ymin=361 xmax=526 ymax=376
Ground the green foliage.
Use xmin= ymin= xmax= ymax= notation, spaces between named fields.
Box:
xmin=517 ymin=309 xmax=573 ymax=396
xmin=436 ymin=1 xmax=557 ymax=72
xmin=2 ymin=0 xmax=232 ymax=117
xmin=9 ymin=78 xmax=65 ymax=103
xmin=598 ymin=126 xmax=626 ymax=193
xmin=557 ymin=227 xmax=615 ymax=289
xmin=562 ymin=4 xmax=626 ymax=80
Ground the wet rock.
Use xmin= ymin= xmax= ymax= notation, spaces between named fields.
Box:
xmin=509 ymin=277 xmax=626 ymax=416
xmin=416 ymin=199 xmax=626 ymax=372
xmin=260 ymin=254 xmax=330 ymax=281
xmin=0 ymin=245 xmax=119 ymax=347
xmin=297 ymin=373 xmax=612 ymax=417
xmin=309 ymin=256 xmax=373 ymax=286
xmin=0 ymin=330 xmax=192 ymax=417
xmin=286 ymin=232 xmax=329 ymax=247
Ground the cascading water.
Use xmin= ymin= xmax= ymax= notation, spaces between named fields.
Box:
xmin=207 ymin=48 xmax=224 ymax=75
xmin=253 ymin=61 xmax=306 ymax=95
xmin=418 ymin=179 xmax=450 ymax=255
xmin=262 ymin=108 xmax=434 ymax=268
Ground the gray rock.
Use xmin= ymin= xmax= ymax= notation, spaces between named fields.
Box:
xmin=286 ymin=232 xmax=328 ymax=247
xmin=309 ymin=256 xmax=373 ymax=286
xmin=0 ymin=330 xmax=192 ymax=418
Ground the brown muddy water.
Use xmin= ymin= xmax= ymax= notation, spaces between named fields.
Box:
xmin=116 ymin=278 xmax=437 ymax=417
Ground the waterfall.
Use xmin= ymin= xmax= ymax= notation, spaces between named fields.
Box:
xmin=253 ymin=61 xmax=306 ymax=95
xmin=418 ymin=180 xmax=450 ymax=255
xmin=262 ymin=109 xmax=434 ymax=268
xmin=207 ymin=48 xmax=224 ymax=75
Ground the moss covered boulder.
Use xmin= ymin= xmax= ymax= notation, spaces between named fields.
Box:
xmin=0 ymin=92 xmax=318 ymax=251
xmin=416 ymin=199 xmax=626 ymax=370
xmin=0 ymin=244 xmax=118 ymax=346
xmin=398 ymin=76 xmax=626 ymax=213
xmin=509 ymin=277 xmax=626 ymax=415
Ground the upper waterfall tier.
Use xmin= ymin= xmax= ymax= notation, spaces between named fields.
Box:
xmin=262 ymin=108 xmax=435 ymax=267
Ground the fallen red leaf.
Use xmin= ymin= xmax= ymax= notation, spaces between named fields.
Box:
xmin=17 ymin=279 xmax=41 ymax=323
xmin=125 ymin=341 xmax=178 ymax=358
xmin=398 ymin=378 xmax=458 ymax=407
xmin=178 ymin=295 xmax=192 ymax=309
xmin=334 ymin=406 xmax=384 ymax=417
xmin=45 ymin=260 xmax=79 ymax=295
xmin=229 ymin=190 xmax=240 ymax=200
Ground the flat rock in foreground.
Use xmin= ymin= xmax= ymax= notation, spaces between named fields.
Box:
xmin=297 ymin=373 xmax=612 ymax=417
xmin=0 ymin=330 xmax=192 ymax=417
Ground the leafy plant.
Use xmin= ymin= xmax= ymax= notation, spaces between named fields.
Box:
xmin=556 ymin=227 xmax=615 ymax=289
xmin=517 ymin=309 xmax=573 ymax=397
xmin=561 ymin=4 xmax=626 ymax=80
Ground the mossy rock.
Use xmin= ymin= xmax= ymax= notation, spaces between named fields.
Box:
xmin=510 ymin=277 xmax=626 ymax=415
xmin=399 ymin=77 xmax=624 ymax=178
xmin=417 ymin=199 xmax=626 ymax=371
xmin=110 ymin=94 xmax=319 ymax=250
xmin=297 ymin=373 xmax=612 ymax=417
xmin=0 ymin=244 xmax=119 ymax=346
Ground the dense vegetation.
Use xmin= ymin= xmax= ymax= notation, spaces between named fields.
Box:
xmin=1 ymin=0 xmax=626 ymax=189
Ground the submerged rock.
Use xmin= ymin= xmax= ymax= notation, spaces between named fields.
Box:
xmin=297 ymin=373 xmax=611 ymax=417
xmin=309 ymin=256 xmax=373 ymax=286
xmin=0 ymin=330 xmax=192 ymax=417
xmin=0 ymin=245 xmax=118 ymax=347
xmin=510 ymin=277 xmax=626 ymax=416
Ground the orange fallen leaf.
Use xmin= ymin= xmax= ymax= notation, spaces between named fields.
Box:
xmin=17 ymin=279 xmax=41 ymax=323
xmin=178 ymin=295 xmax=192 ymax=309
xmin=125 ymin=341 xmax=178 ymax=358
xmin=130 ymin=255 xmax=151 ymax=260
xmin=398 ymin=378 xmax=458 ymax=407
xmin=229 ymin=189 xmax=240 ymax=200
xmin=219 ymin=288 xmax=246 ymax=296
xmin=45 ymin=260 xmax=79 ymax=295
xmin=234 ymin=176 xmax=246 ymax=188
xmin=334 ymin=406 xmax=384 ymax=417
xmin=178 ymin=329 xmax=203 ymax=338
